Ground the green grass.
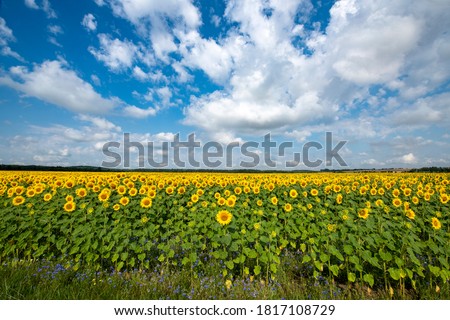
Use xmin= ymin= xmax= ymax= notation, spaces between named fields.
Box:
xmin=1 ymin=256 xmax=448 ymax=300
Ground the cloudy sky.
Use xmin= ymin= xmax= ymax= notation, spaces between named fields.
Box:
xmin=0 ymin=0 xmax=449 ymax=169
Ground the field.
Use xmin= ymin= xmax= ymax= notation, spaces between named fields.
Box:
xmin=0 ymin=171 xmax=449 ymax=299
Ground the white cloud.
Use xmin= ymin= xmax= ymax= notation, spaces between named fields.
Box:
xmin=0 ymin=60 xmax=117 ymax=114
xmin=24 ymin=0 xmax=39 ymax=9
xmin=82 ymin=13 xmax=97 ymax=32
xmin=48 ymin=24 xmax=63 ymax=35
xmin=94 ymin=0 xmax=105 ymax=6
xmin=123 ymin=105 xmax=158 ymax=118
xmin=0 ymin=18 xmax=24 ymax=62
xmin=89 ymin=34 xmax=141 ymax=72
xmin=90 ymin=74 xmax=101 ymax=86
xmin=24 ymin=0 xmax=57 ymax=18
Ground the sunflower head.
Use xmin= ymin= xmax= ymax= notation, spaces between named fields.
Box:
xmin=64 ymin=201 xmax=76 ymax=212
xmin=12 ymin=196 xmax=25 ymax=206
xmin=140 ymin=197 xmax=152 ymax=208
xmin=289 ymin=189 xmax=298 ymax=198
xmin=216 ymin=210 xmax=232 ymax=226
xmin=431 ymin=217 xmax=441 ymax=230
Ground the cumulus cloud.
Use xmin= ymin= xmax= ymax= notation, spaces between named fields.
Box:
xmin=82 ymin=14 xmax=97 ymax=32
xmin=0 ymin=18 xmax=24 ymax=61
xmin=123 ymin=105 xmax=158 ymax=118
xmin=0 ymin=60 xmax=117 ymax=113
xmin=24 ymin=0 xmax=57 ymax=18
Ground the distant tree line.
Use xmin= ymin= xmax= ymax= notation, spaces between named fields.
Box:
xmin=0 ymin=164 xmax=448 ymax=173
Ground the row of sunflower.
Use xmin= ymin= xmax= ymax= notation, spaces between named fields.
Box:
xmin=0 ymin=171 xmax=449 ymax=289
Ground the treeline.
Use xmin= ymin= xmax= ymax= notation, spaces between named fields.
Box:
xmin=0 ymin=164 xmax=449 ymax=173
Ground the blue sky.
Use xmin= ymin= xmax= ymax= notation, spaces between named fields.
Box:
xmin=0 ymin=0 xmax=449 ymax=169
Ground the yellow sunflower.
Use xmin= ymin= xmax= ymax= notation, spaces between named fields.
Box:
xmin=43 ymin=193 xmax=52 ymax=202
xmin=271 ymin=196 xmax=278 ymax=205
xmin=12 ymin=195 xmax=25 ymax=206
xmin=393 ymin=198 xmax=402 ymax=207
xmin=140 ymin=197 xmax=152 ymax=208
xmin=119 ymin=196 xmax=130 ymax=206
xmin=358 ymin=208 xmax=369 ymax=219
xmin=289 ymin=189 xmax=298 ymax=198
xmin=64 ymin=201 xmax=76 ymax=212
xmin=431 ymin=217 xmax=441 ymax=230
xmin=216 ymin=210 xmax=232 ymax=226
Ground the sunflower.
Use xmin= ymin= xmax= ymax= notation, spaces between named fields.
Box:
xmin=327 ymin=224 xmax=336 ymax=232
xmin=141 ymin=216 xmax=149 ymax=224
xmin=191 ymin=194 xmax=199 ymax=203
xmin=284 ymin=203 xmax=293 ymax=212
xmin=113 ymin=204 xmax=121 ymax=211
xmin=129 ymin=188 xmax=138 ymax=197
xmin=358 ymin=208 xmax=369 ymax=219
xmin=431 ymin=217 xmax=441 ymax=230
xmin=98 ymin=192 xmax=110 ymax=202
xmin=226 ymin=197 xmax=236 ymax=207
xmin=253 ymin=222 xmax=261 ymax=230
xmin=64 ymin=201 xmax=76 ymax=212
xmin=119 ymin=196 xmax=130 ymax=206
xmin=440 ymin=194 xmax=449 ymax=204
xmin=310 ymin=189 xmax=319 ymax=196
xmin=217 ymin=197 xmax=226 ymax=206
xmin=289 ymin=189 xmax=298 ymax=198
xmin=393 ymin=198 xmax=402 ymax=207
xmin=117 ymin=185 xmax=127 ymax=195
xmin=140 ymin=197 xmax=152 ymax=208
xmin=66 ymin=195 xmax=74 ymax=202
xmin=234 ymin=187 xmax=242 ymax=195
xmin=216 ymin=210 xmax=232 ymax=226
xmin=405 ymin=209 xmax=415 ymax=220
xmin=336 ymin=194 xmax=343 ymax=205
xmin=196 ymin=189 xmax=204 ymax=196
xmin=375 ymin=199 xmax=384 ymax=207
xmin=271 ymin=196 xmax=278 ymax=205
xmin=14 ymin=186 xmax=24 ymax=195
xmin=26 ymin=189 xmax=36 ymax=198
xmin=76 ymin=188 xmax=87 ymax=198
xmin=412 ymin=196 xmax=419 ymax=205
xmin=12 ymin=196 xmax=25 ymax=206
xmin=43 ymin=193 xmax=52 ymax=202
xmin=177 ymin=186 xmax=186 ymax=194
xmin=256 ymin=199 xmax=263 ymax=206
xmin=165 ymin=186 xmax=174 ymax=195
xmin=252 ymin=186 xmax=260 ymax=194
xmin=378 ymin=188 xmax=385 ymax=195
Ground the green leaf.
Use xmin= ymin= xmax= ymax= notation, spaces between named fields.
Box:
xmin=225 ymin=260 xmax=234 ymax=270
xmin=363 ymin=274 xmax=374 ymax=287
xmin=254 ymin=265 xmax=261 ymax=275
xmin=348 ymin=272 xmax=356 ymax=282
xmin=158 ymin=254 xmax=165 ymax=262
xmin=302 ymin=255 xmax=311 ymax=263
xmin=314 ymin=260 xmax=323 ymax=271
xmin=112 ymin=253 xmax=120 ymax=263
xmin=388 ymin=268 xmax=401 ymax=281
xmin=181 ymin=257 xmax=190 ymax=265
xmin=320 ymin=253 xmax=330 ymax=263
xmin=117 ymin=261 xmax=124 ymax=271
xmin=189 ymin=252 xmax=197 ymax=263
xmin=429 ymin=265 xmax=440 ymax=277
xmin=300 ymin=243 xmax=306 ymax=252
xmin=221 ymin=234 xmax=231 ymax=246
xmin=329 ymin=265 xmax=339 ymax=277
xmin=343 ymin=244 xmax=353 ymax=255
xmin=270 ymin=263 xmax=277 ymax=273
xmin=246 ymin=249 xmax=257 ymax=259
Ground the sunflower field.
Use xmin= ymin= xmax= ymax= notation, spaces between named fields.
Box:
xmin=1 ymin=171 xmax=449 ymax=295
